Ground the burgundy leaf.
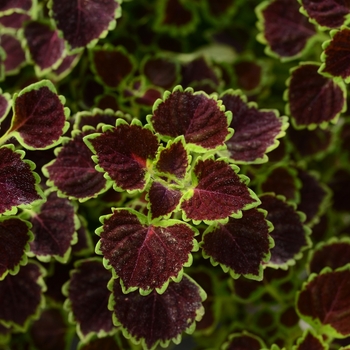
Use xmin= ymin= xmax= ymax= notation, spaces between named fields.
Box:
xmin=301 ymin=0 xmax=350 ymax=28
xmin=257 ymin=0 xmax=316 ymax=57
xmin=65 ymin=259 xmax=113 ymax=338
xmin=51 ymin=0 xmax=120 ymax=50
xmin=287 ymin=63 xmax=345 ymax=128
xmin=0 ymin=91 xmax=10 ymax=120
xmin=204 ymin=0 xmax=237 ymax=20
xmin=309 ymin=240 xmax=350 ymax=274
xmin=90 ymin=46 xmax=134 ymax=88
xmin=0 ymin=33 xmax=26 ymax=73
xmin=11 ymin=80 xmax=69 ymax=149
xmin=260 ymin=194 xmax=310 ymax=267
xmin=0 ymin=0 xmax=32 ymax=12
xmin=51 ymin=53 xmax=81 ymax=79
xmin=0 ymin=12 xmax=31 ymax=29
xmin=0 ymin=145 xmax=42 ymax=215
xmin=147 ymin=181 xmax=182 ymax=219
xmin=85 ymin=122 xmax=159 ymax=191
xmin=44 ymin=131 xmax=108 ymax=200
xmin=72 ymin=218 xmax=93 ymax=256
xmin=233 ymin=60 xmax=262 ymax=92
xmin=135 ymin=88 xmax=162 ymax=107
xmin=181 ymin=158 xmax=259 ymax=222
xmin=224 ymin=332 xmax=265 ymax=350
xmin=320 ymin=27 xmax=350 ymax=80
xmin=155 ymin=138 xmax=189 ymax=179
xmin=75 ymin=110 xmax=125 ymax=130
xmin=111 ymin=274 xmax=205 ymax=349
xmin=201 ymin=208 xmax=272 ymax=279
xmin=0 ymin=262 xmax=45 ymax=331
xmin=29 ymin=192 xmax=78 ymax=261
xmin=328 ymin=169 xmax=350 ymax=212
xmin=24 ymin=21 xmax=65 ymax=71
xmin=150 ymin=88 xmax=231 ymax=151
xmin=295 ymin=330 xmax=327 ymax=350
xmin=0 ymin=217 xmax=32 ymax=280
xmin=220 ymin=91 xmax=286 ymax=162
xmin=297 ymin=266 xmax=350 ymax=337
xmin=98 ymin=209 xmax=196 ymax=292
xmin=96 ymin=93 xmax=120 ymax=111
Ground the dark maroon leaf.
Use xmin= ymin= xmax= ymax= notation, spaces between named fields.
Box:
xmin=297 ymin=266 xmax=350 ymax=337
xmin=44 ymin=131 xmax=109 ymax=200
xmin=0 ymin=217 xmax=32 ymax=280
xmin=0 ymin=0 xmax=32 ymax=12
xmin=30 ymin=308 xmax=71 ymax=350
xmin=0 ymin=262 xmax=45 ymax=331
xmin=181 ymin=158 xmax=259 ymax=222
xmin=97 ymin=209 xmax=196 ymax=292
xmin=90 ymin=46 xmax=134 ymax=88
xmin=309 ymin=239 xmax=350 ymax=274
xmin=287 ymin=63 xmax=346 ymax=128
xmin=0 ymin=34 xmax=26 ymax=73
xmin=51 ymin=53 xmax=81 ymax=79
xmin=280 ymin=306 xmax=299 ymax=327
xmin=233 ymin=60 xmax=262 ymax=91
xmin=111 ymin=274 xmax=205 ymax=349
xmin=0 ymin=12 xmax=31 ymax=29
xmin=321 ymin=27 xmax=350 ymax=81
xmin=147 ymin=181 xmax=182 ymax=219
xmin=11 ymin=80 xmax=69 ymax=149
xmin=297 ymin=168 xmax=329 ymax=224
xmin=301 ymin=0 xmax=350 ymax=28
xmin=204 ymin=0 xmax=237 ymax=21
xmin=75 ymin=109 xmax=125 ymax=130
xmin=0 ymin=90 xmax=10 ymax=120
xmin=201 ymin=208 xmax=272 ymax=279
xmin=0 ymin=145 xmax=42 ymax=215
xmin=257 ymin=0 xmax=316 ymax=57
xmin=51 ymin=0 xmax=120 ymax=50
xmin=95 ymin=93 xmax=120 ymax=111
xmin=29 ymin=192 xmax=78 ymax=261
xmin=135 ymin=88 xmax=162 ymax=107
xmin=150 ymin=88 xmax=231 ymax=151
xmin=24 ymin=21 xmax=65 ymax=72
xmin=155 ymin=137 xmax=189 ymax=179
xmin=65 ymin=259 xmax=113 ymax=338
xmin=260 ymin=194 xmax=310 ymax=267
xmin=84 ymin=122 xmax=159 ymax=191
xmin=295 ymin=330 xmax=327 ymax=350
xmin=223 ymin=331 xmax=265 ymax=350
xmin=220 ymin=91 xmax=286 ymax=163
xmin=328 ymin=169 xmax=350 ymax=212
xmin=71 ymin=217 xmax=93 ymax=256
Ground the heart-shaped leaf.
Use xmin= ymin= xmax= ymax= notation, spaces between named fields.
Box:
xmin=110 ymin=274 xmax=206 ymax=350
xmin=96 ymin=208 xmax=198 ymax=293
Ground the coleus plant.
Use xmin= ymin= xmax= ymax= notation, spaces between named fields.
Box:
xmin=1 ymin=0 xmax=350 ymax=349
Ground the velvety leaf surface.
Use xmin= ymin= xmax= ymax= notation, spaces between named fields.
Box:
xmin=0 ymin=146 xmax=42 ymax=215
xmin=0 ymin=12 xmax=31 ymax=29
xmin=309 ymin=240 xmax=350 ymax=274
xmin=65 ymin=259 xmax=113 ymax=338
xmin=297 ymin=267 xmax=350 ymax=337
xmin=287 ymin=63 xmax=345 ymax=128
xmin=321 ymin=27 xmax=350 ymax=79
xmin=0 ymin=34 xmax=26 ymax=73
xmin=24 ymin=21 xmax=65 ymax=71
xmin=91 ymin=46 xmax=134 ymax=88
xmin=150 ymin=89 xmax=230 ymax=151
xmin=148 ymin=181 xmax=182 ymax=219
xmin=29 ymin=192 xmax=77 ymax=260
xmin=0 ymin=217 xmax=31 ymax=279
xmin=220 ymin=92 xmax=285 ymax=162
xmin=0 ymin=262 xmax=44 ymax=330
xmin=258 ymin=0 xmax=316 ymax=57
xmin=111 ymin=274 xmax=205 ymax=349
xmin=45 ymin=131 xmax=108 ymax=200
xmin=143 ymin=57 xmax=178 ymax=89
xmin=85 ymin=123 xmax=159 ymax=191
xmin=201 ymin=208 xmax=271 ymax=279
xmin=181 ymin=158 xmax=258 ymax=222
xmin=11 ymin=81 xmax=68 ymax=149
xmin=295 ymin=331 xmax=327 ymax=350
xmin=260 ymin=194 xmax=309 ymax=267
xmin=51 ymin=0 xmax=120 ymax=50
xmin=155 ymin=138 xmax=189 ymax=179
xmin=0 ymin=0 xmax=32 ymax=11
xmin=98 ymin=209 xmax=195 ymax=292
xmin=301 ymin=0 xmax=350 ymax=28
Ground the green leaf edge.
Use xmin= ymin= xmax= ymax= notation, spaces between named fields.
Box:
xmin=0 ymin=88 xmax=11 ymax=121
xmin=292 ymin=328 xmax=329 ymax=350
xmin=221 ymin=330 xmax=266 ymax=350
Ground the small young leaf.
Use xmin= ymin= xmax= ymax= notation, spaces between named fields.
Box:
xmin=96 ymin=208 xmax=197 ymax=293
xmin=63 ymin=258 xmax=114 ymax=340
xmin=286 ymin=63 xmax=346 ymax=129
xmin=49 ymin=0 xmax=121 ymax=51
xmin=297 ymin=266 xmax=350 ymax=338
xmin=293 ymin=329 xmax=328 ymax=350
xmin=201 ymin=208 xmax=273 ymax=280
xmin=9 ymin=80 xmax=70 ymax=149
xmin=0 ymin=261 xmax=46 ymax=332
xmin=148 ymin=87 xmax=232 ymax=152
xmin=181 ymin=157 xmax=259 ymax=223
xmin=110 ymin=274 xmax=206 ymax=350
